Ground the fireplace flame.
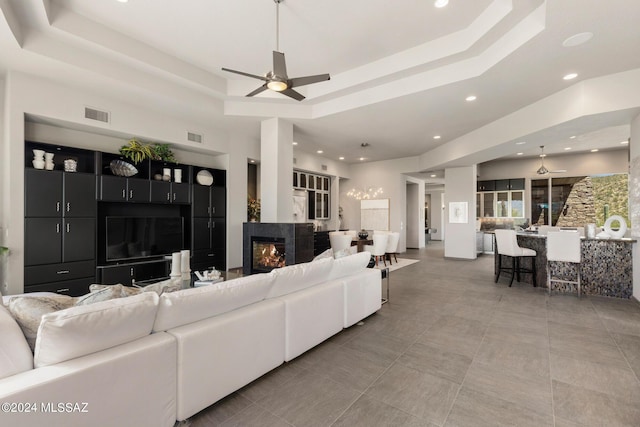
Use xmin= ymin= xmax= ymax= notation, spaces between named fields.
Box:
xmin=256 ymin=243 xmax=285 ymax=269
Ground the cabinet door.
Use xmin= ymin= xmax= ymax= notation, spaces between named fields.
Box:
xmin=150 ymin=181 xmax=172 ymax=203
xmin=64 ymin=173 xmax=96 ymax=217
xmin=210 ymin=187 xmax=225 ymax=216
xmin=100 ymin=176 xmax=127 ymax=201
xmin=210 ymin=218 xmax=226 ymax=249
xmin=171 ymin=183 xmax=190 ymax=204
xmin=509 ymin=178 xmax=525 ymax=190
xmin=25 ymin=169 xmax=62 ymax=217
xmin=127 ymin=179 xmax=150 ymax=202
xmin=495 ymin=179 xmax=510 ymax=191
xmin=25 ymin=218 xmax=61 ymax=265
xmin=63 ymin=218 xmax=95 ymax=262
xmin=510 ymin=191 xmax=524 ymax=217
xmin=496 ymin=192 xmax=509 ymax=217
xmin=192 ymin=185 xmax=210 ymax=217
xmin=483 ymin=192 xmax=495 ymax=217
xmin=100 ymin=265 xmax=135 ymax=286
xmin=192 ymin=218 xmax=211 ymax=250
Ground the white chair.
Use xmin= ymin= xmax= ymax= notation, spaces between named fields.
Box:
xmin=364 ymin=233 xmax=389 ymax=267
xmin=385 ymin=232 xmax=400 ymax=264
xmin=329 ymin=233 xmax=353 ymax=257
xmin=547 ymin=230 xmax=581 ymax=297
xmin=494 ymin=229 xmax=537 ymax=287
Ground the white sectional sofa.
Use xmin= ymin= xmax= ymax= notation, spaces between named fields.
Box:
xmin=0 ymin=251 xmax=381 ymax=426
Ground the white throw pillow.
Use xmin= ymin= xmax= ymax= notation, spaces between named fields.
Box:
xmin=153 ymin=273 xmax=275 ymax=332
xmin=266 ymin=257 xmax=334 ymax=299
xmin=329 ymin=251 xmax=371 ymax=281
xmin=312 ymin=248 xmax=333 ymax=261
xmin=0 ymin=304 xmax=34 ymax=379
xmin=34 ymin=292 xmax=159 ymax=368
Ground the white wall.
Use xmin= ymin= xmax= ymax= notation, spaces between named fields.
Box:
xmin=1 ymin=71 xmax=258 ymax=293
xmin=444 ymin=165 xmax=477 ymax=259
xmin=405 ymin=177 xmax=425 ymax=249
xmin=426 ymin=190 xmax=444 ymax=240
xmin=630 ymin=113 xmax=640 ymax=302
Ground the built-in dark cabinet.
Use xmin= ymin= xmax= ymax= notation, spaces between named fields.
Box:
xmin=478 ymin=178 xmax=525 ymax=192
xmin=98 ymin=260 xmax=169 ymax=286
xmin=99 ymin=176 xmax=150 ymax=202
xmin=477 ymin=180 xmax=496 ymax=192
xmin=150 ymin=181 xmax=190 ymax=204
xmin=191 ymin=169 xmax=226 ymax=271
xmin=192 ymin=186 xmax=225 ymax=217
xmin=25 ymin=218 xmax=95 ymax=266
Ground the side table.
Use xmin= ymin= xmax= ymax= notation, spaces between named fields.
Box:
xmin=381 ymin=267 xmax=390 ymax=304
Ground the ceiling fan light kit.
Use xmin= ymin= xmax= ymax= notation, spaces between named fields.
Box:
xmin=222 ymin=0 xmax=330 ymax=101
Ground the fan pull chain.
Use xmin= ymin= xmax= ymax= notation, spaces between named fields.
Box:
xmin=275 ymin=0 xmax=281 ymax=52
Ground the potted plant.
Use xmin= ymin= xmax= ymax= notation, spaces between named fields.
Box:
xmin=119 ymin=138 xmax=154 ymax=164
xmin=247 ymin=197 xmax=261 ymax=222
xmin=0 ymin=246 xmax=7 ymax=256
xmin=151 ymin=143 xmax=176 ymax=163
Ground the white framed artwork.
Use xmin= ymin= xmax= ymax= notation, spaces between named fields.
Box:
xmin=449 ymin=202 xmax=468 ymax=224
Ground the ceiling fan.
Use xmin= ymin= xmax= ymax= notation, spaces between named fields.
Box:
xmin=221 ymin=0 xmax=330 ymax=101
xmin=536 ymin=145 xmax=567 ymax=175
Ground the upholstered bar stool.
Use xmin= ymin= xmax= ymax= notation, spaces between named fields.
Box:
xmin=546 ymin=230 xmax=581 ymax=297
xmin=494 ymin=229 xmax=537 ymax=287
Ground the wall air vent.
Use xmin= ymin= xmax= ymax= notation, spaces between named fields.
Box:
xmin=84 ymin=107 xmax=110 ymax=123
xmin=321 ymin=164 xmax=328 ymax=171
xmin=187 ymin=132 xmax=203 ymax=143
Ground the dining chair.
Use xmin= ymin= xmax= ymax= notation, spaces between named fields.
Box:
xmin=385 ymin=232 xmax=400 ymax=264
xmin=546 ymin=230 xmax=581 ymax=297
xmin=494 ymin=229 xmax=537 ymax=287
xmin=364 ymin=233 xmax=389 ymax=266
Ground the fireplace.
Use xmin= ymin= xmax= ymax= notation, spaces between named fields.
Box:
xmin=252 ymin=237 xmax=286 ymax=273
xmin=243 ymin=222 xmax=314 ymax=275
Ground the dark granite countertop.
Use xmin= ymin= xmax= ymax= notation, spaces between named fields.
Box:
xmin=482 ymin=230 xmax=636 ymax=243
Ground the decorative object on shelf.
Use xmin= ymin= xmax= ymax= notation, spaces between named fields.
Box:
xmin=109 ymin=159 xmax=138 ymax=177
xmin=154 ymin=174 xmax=163 ymax=181
xmin=163 ymin=168 xmax=171 ymax=181
xmin=174 ymin=169 xmax=182 ymax=183
xmin=196 ymin=170 xmax=214 ymax=186
xmin=32 ymin=149 xmax=45 ymax=169
xmin=63 ymin=159 xmax=78 ymax=172
xmin=602 ymin=215 xmax=627 ymax=239
xmin=358 ymin=229 xmax=369 ymax=240
xmin=119 ymin=138 xmax=154 ymax=164
xmin=346 ymin=186 xmax=383 ymax=200
xmin=248 ymin=197 xmax=261 ymax=222
xmin=44 ymin=152 xmax=54 ymax=170
xmin=180 ymin=249 xmax=191 ymax=285
xmin=170 ymin=252 xmax=182 ymax=280
xmin=151 ymin=143 xmax=176 ymax=163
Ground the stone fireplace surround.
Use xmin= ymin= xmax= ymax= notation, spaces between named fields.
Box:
xmin=242 ymin=222 xmax=314 ymax=275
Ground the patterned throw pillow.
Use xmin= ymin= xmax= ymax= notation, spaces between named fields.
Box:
xmin=140 ymin=278 xmax=181 ymax=295
xmin=89 ymin=283 xmax=140 ymax=297
xmin=7 ymin=295 xmax=75 ymax=351
xmin=75 ymin=285 xmax=124 ymax=306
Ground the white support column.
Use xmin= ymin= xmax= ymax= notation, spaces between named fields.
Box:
xmin=444 ymin=165 xmax=477 ymax=259
xmin=629 ymin=113 xmax=640 ymax=301
xmin=260 ymin=118 xmax=294 ymax=223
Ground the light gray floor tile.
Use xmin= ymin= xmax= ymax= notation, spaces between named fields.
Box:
xmin=219 ymin=404 xmax=291 ymax=427
xmin=189 ymin=392 xmax=253 ymax=426
xmin=418 ymin=315 xmax=487 ymax=358
xmin=598 ymin=309 xmax=640 ymax=337
xmin=547 ymin=309 xmax=606 ymax=330
xmin=444 ymin=387 xmax=553 ymax=427
xmin=553 ymin=380 xmax=640 ymax=426
xmin=397 ymin=341 xmax=472 ymax=384
xmin=239 ymin=363 xmax=307 ymax=402
xmin=612 ymin=332 xmax=640 ymax=381
xmin=332 ymin=395 xmax=436 ymax=427
xmin=255 ymin=370 xmax=359 ymax=427
xmin=342 ymin=327 xmax=413 ymax=366
xmin=550 ymin=353 xmax=640 ymax=401
xmin=463 ymin=360 xmax=553 ymax=417
xmin=590 ymin=296 xmax=640 ymax=314
xmin=548 ymin=320 xmax=615 ymax=347
xmin=549 ymin=327 xmax=628 ymax=368
xmin=546 ymin=294 xmax=596 ymax=314
xmin=473 ymin=335 xmax=550 ymax=380
xmin=366 ymin=363 xmax=459 ymax=426
xmin=484 ymin=321 xmax=549 ymax=348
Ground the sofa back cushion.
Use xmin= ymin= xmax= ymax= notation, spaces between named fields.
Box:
xmin=266 ymin=257 xmax=334 ymax=299
xmin=34 ymin=292 xmax=159 ymax=368
xmin=0 ymin=304 xmax=34 ymax=379
xmin=329 ymin=251 xmax=371 ymax=281
xmin=153 ymin=273 xmax=275 ymax=332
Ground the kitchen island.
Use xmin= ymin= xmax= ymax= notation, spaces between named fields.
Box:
xmin=491 ymin=232 xmax=635 ymax=298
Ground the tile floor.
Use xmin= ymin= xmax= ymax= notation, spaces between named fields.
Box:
xmin=188 ymin=242 xmax=640 ymax=426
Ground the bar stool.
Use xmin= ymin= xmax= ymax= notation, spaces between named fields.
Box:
xmin=546 ymin=230 xmax=581 ymax=297
xmin=494 ymin=229 xmax=537 ymax=287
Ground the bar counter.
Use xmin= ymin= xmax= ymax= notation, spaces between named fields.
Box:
xmin=491 ymin=232 xmax=635 ymax=298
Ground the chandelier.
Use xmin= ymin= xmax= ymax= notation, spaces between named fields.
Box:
xmin=346 ymin=186 xmax=384 ymax=200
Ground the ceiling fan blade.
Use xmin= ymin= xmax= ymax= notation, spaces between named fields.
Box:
xmin=221 ymin=68 xmax=268 ymax=82
xmin=290 ymin=74 xmax=331 ymax=88
xmin=273 ymin=51 xmax=288 ymax=78
xmin=281 ymin=88 xmax=305 ymax=101
xmin=550 ymin=170 xmax=567 ymax=173
xmin=246 ymin=84 xmax=268 ymax=97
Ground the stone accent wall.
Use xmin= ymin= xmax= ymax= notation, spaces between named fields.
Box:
xmin=556 ymin=177 xmax=597 ymax=227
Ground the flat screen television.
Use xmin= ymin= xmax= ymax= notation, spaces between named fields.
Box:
xmin=106 ymin=216 xmax=184 ymax=262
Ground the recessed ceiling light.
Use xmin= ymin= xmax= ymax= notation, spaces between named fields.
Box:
xmin=516 ymin=152 xmax=524 ymax=156
xmin=563 ymin=73 xmax=578 ymax=80
xmin=569 ymin=135 xmax=576 ymax=139
xmin=515 ymin=141 xmax=526 ymax=145
xmin=292 ymin=142 xmax=298 ymax=145
xmin=359 ymin=157 xmax=365 ymax=161
xmin=339 ymin=156 xmax=345 ymax=160
xmin=562 ymin=32 xmax=593 ymax=48
xmin=116 ymin=0 xmax=129 ymax=3
xmin=434 ymin=0 xmax=449 ymax=8
xmin=591 ymin=149 xmax=599 ymax=152
xmin=621 ymin=140 xmax=629 ymax=144
xmin=564 ymin=147 xmax=572 ymax=150
xmin=249 ymin=159 xmax=255 ymax=163
xmin=316 ymin=150 xmax=323 ymax=154
xmin=430 ymin=174 xmax=437 ymax=178
xmin=465 ymin=95 xmax=477 ymax=102
xmin=433 ymin=135 xmax=441 ymax=140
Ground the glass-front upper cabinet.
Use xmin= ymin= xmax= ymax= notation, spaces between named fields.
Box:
xmin=496 ymin=192 xmax=509 ymax=217
xmin=511 ymin=191 xmax=524 ymax=218
xmin=483 ymin=192 xmax=495 ymax=217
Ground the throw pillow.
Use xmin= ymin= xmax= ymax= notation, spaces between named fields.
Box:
xmin=75 ymin=285 xmax=123 ymax=306
xmin=312 ymin=248 xmax=333 ymax=261
xmin=142 ymin=278 xmax=181 ymax=295
xmin=7 ymin=295 xmax=75 ymax=351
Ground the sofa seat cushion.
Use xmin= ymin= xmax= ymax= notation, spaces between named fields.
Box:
xmin=0 ymin=304 xmax=34 ymax=379
xmin=153 ymin=273 xmax=275 ymax=332
xmin=34 ymin=292 xmax=159 ymax=368
xmin=329 ymin=251 xmax=371 ymax=281
xmin=266 ymin=257 xmax=334 ymax=299
xmin=7 ymin=295 xmax=76 ymax=351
